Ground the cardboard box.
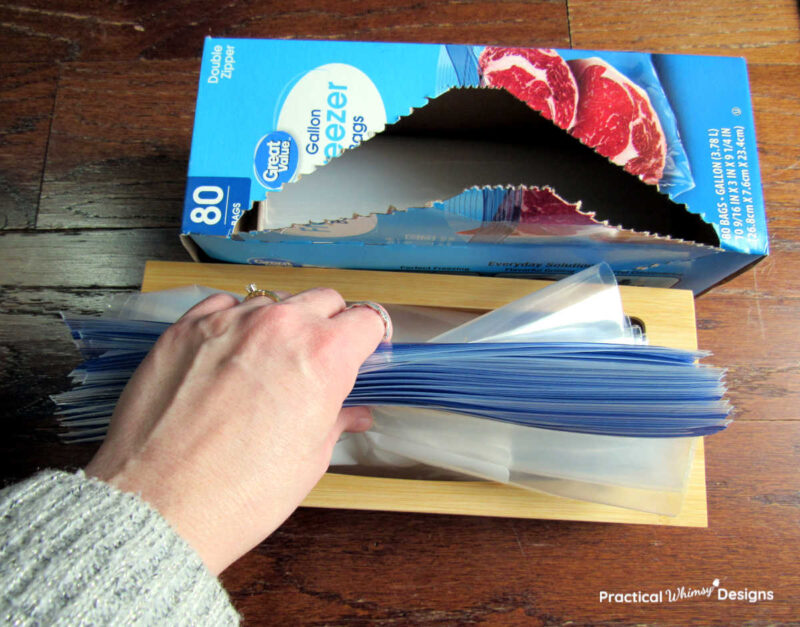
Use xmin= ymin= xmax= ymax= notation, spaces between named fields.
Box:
xmin=181 ymin=38 xmax=768 ymax=294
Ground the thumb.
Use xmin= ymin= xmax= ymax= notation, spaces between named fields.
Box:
xmin=324 ymin=406 xmax=374 ymax=452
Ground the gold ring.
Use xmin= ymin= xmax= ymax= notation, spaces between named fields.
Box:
xmin=244 ymin=283 xmax=281 ymax=302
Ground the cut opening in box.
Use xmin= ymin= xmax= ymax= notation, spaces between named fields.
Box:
xmin=253 ymin=88 xmax=720 ymax=248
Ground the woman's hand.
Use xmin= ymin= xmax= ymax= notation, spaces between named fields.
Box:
xmin=86 ymin=287 xmax=388 ymax=575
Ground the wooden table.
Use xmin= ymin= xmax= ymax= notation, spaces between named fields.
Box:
xmin=1 ymin=2 xmax=798 ymax=624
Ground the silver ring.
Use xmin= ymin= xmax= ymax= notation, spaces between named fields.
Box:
xmin=346 ymin=301 xmax=393 ymax=342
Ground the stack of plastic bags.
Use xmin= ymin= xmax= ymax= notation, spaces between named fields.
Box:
xmin=52 ymin=264 xmax=730 ymax=515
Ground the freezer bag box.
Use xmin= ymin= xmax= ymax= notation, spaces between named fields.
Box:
xmin=181 ymin=38 xmax=768 ymax=293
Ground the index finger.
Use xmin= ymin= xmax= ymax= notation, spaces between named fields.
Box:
xmin=178 ymin=292 xmax=240 ymax=322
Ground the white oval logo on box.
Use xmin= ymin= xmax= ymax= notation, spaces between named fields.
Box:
xmin=277 ymin=63 xmax=386 ymax=178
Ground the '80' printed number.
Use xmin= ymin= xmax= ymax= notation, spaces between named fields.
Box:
xmin=190 ymin=185 xmax=224 ymax=225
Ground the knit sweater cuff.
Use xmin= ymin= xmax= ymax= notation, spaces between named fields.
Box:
xmin=0 ymin=470 xmax=240 ymax=625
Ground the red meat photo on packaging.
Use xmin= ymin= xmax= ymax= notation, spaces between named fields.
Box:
xmin=478 ymin=47 xmax=578 ymax=130
xmin=478 ymin=47 xmax=668 ymax=187
xmin=568 ymin=58 xmax=667 ymax=185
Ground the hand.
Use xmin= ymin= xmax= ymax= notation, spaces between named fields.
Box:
xmin=85 ymin=288 xmax=389 ymax=574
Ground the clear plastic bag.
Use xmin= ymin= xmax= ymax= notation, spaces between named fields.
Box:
xmin=106 ymin=286 xmax=238 ymax=322
xmin=432 ymin=262 xmax=637 ymax=344
xmin=359 ymin=408 xmax=697 ymax=514
xmin=335 ymin=263 xmax=709 ymax=514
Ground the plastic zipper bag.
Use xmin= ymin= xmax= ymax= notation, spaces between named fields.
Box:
xmin=347 ymin=263 xmax=718 ymax=513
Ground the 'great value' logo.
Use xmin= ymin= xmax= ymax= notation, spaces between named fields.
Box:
xmin=254 ymin=131 xmax=298 ymax=189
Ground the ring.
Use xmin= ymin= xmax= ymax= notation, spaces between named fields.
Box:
xmin=346 ymin=301 xmax=393 ymax=342
xmin=244 ymin=283 xmax=282 ymax=303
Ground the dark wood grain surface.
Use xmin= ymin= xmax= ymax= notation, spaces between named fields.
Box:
xmin=1 ymin=2 xmax=798 ymax=624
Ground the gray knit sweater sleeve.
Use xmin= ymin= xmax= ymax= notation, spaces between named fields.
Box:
xmin=0 ymin=470 xmax=240 ymax=626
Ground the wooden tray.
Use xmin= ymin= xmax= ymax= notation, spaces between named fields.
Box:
xmin=142 ymin=261 xmax=707 ymax=527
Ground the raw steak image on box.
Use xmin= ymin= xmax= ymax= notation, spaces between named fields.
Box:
xmin=477 ymin=47 xmax=668 ymax=187
xmin=496 ymin=187 xmax=598 ymax=236
xmin=568 ymin=58 xmax=667 ymax=185
xmin=478 ymin=47 xmax=578 ymax=130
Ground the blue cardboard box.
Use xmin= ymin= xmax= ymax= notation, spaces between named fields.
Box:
xmin=181 ymin=38 xmax=768 ymax=294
